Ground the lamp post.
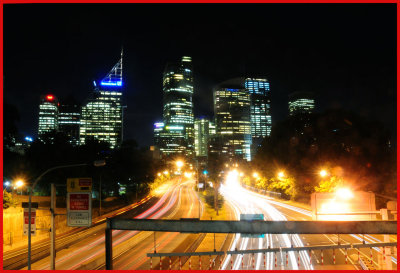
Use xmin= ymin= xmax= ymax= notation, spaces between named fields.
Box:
xmin=27 ymin=160 xmax=105 ymax=270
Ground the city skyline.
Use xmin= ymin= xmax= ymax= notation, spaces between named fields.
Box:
xmin=4 ymin=4 xmax=396 ymax=148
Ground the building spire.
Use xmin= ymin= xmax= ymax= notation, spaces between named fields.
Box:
xmin=100 ymin=50 xmax=123 ymax=87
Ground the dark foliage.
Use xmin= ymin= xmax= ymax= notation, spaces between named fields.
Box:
xmin=253 ymin=109 xmax=396 ymax=199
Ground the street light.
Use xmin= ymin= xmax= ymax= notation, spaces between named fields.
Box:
xmin=319 ymin=169 xmax=328 ymax=177
xmin=15 ymin=179 xmax=24 ymax=188
xmin=253 ymin=172 xmax=259 ymax=179
xmin=14 ymin=179 xmax=25 ymax=195
xmin=176 ymin=160 xmax=184 ymax=168
xmin=277 ymin=171 xmax=285 ymax=178
xmin=26 ymin=160 xmax=106 ymax=270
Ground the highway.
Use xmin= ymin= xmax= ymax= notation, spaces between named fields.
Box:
xmin=5 ymin=176 xmax=396 ymax=270
xmin=219 ymin=181 xmax=397 ymax=270
xmin=18 ymin=179 xmax=209 ymax=270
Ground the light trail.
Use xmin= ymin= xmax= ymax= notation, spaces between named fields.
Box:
xmin=239 ymin=186 xmax=397 ymax=266
xmin=220 ymin=184 xmax=313 ymax=270
xmin=38 ymin=181 xmax=182 ymax=270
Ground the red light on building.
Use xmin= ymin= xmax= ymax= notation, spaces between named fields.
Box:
xmin=46 ymin=95 xmax=54 ymax=101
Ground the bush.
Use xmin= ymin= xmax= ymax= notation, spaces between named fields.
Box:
xmin=3 ymin=191 xmax=19 ymax=209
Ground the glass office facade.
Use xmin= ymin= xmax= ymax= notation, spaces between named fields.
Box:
xmin=245 ymin=78 xmax=271 ymax=158
xmin=38 ymin=94 xmax=59 ymax=140
xmin=214 ymin=86 xmax=252 ymax=161
xmin=160 ymin=56 xmax=194 ymax=157
xmin=80 ymin=52 xmax=123 ymax=149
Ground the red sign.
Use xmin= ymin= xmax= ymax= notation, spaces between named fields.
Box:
xmin=79 ymin=178 xmax=92 ymax=187
xmin=24 ymin=217 xmax=35 ymax=225
xmin=24 ymin=211 xmax=36 ymax=217
xmin=69 ymin=193 xmax=90 ymax=210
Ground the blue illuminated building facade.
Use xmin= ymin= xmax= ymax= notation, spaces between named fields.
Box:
xmin=80 ymin=50 xmax=124 ymax=149
xmin=156 ymin=56 xmax=194 ymax=158
xmin=245 ymin=78 xmax=271 ymax=158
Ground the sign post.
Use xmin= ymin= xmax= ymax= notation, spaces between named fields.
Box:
xmin=67 ymin=192 xmax=92 ymax=227
xmin=240 ymin=214 xmax=265 ymax=238
xmin=23 ymin=208 xmax=37 ymax=236
xmin=22 ymin=202 xmax=38 ymax=236
xmin=67 ymin=177 xmax=92 ymax=192
xmin=67 ymin=177 xmax=93 ymax=227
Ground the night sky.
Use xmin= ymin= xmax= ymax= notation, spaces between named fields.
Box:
xmin=4 ymin=4 xmax=396 ymax=148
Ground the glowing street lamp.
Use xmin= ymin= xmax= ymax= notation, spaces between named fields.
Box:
xmin=253 ymin=172 xmax=259 ymax=178
xmin=157 ymin=173 xmax=161 ymax=177
xmin=277 ymin=171 xmax=285 ymax=179
xmin=163 ymin=170 xmax=169 ymax=175
xmin=319 ymin=169 xmax=328 ymax=177
xmin=176 ymin=160 xmax=184 ymax=168
xmin=15 ymin=179 xmax=25 ymax=188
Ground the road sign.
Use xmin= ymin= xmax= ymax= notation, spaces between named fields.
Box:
xmin=22 ymin=202 xmax=39 ymax=208
xmin=311 ymin=191 xmax=376 ymax=221
xmin=67 ymin=192 xmax=92 ymax=227
xmin=23 ymin=208 xmax=36 ymax=236
xmin=67 ymin=177 xmax=92 ymax=192
xmin=240 ymin=214 xmax=264 ymax=221
xmin=240 ymin=214 xmax=264 ymax=238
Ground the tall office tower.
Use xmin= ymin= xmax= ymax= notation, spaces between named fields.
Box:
xmin=161 ymin=56 xmax=194 ymax=157
xmin=80 ymin=50 xmax=123 ymax=149
xmin=288 ymin=91 xmax=315 ymax=116
xmin=214 ymin=78 xmax=252 ymax=161
xmin=38 ymin=94 xmax=59 ymax=140
xmin=58 ymin=96 xmax=81 ymax=146
xmin=245 ymin=78 xmax=271 ymax=158
xmin=209 ymin=121 xmax=216 ymax=136
xmin=194 ymin=118 xmax=212 ymax=157
xmin=153 ymin=121 xmax=165 ymax=148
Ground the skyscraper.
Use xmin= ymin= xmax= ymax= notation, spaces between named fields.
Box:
xmin=80 ymin=50 xmax=124 ymax=149
xmin=38 ymin=94 xmax=59 ymax=140
xmin=58 ymin=96 xmax=81 ymax=146
xmin=245 ymin=78 xmax=271 ymax=157
xmin=159 ymin=56 xmax=194 ymax=157
xmin=214 ymin=78 xmax=252 ymax=161
xmin=288 ymin=91 xmax=315 ymax=116
xmin=194 ymin=118 xmax=213 ymax=157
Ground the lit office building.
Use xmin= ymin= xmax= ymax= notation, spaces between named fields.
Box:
xmin=288 ymin=91 xmax=315 ymax=116
xmin=58 ymin=97 xmax=81 ymax=146
xmin=80 ymin=51 xmax=123 ymax=149
xmin=38 ymin=94 xmax=59 ymax=139
xmin=245 ymin=78 xmax=271 ymax=157
xmin=153 ymin=122 xmax=165 ymax=148
xmin=214 ymin=79 xmax=252 ymax=161
xmin=194 ymin=118 xmax=213 ymax=157
xmin=160 ymin=56 xmax=194 ymax=157
xmin=154 ymin=121 xmax=187 ymax=155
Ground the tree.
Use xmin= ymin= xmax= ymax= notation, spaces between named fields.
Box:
xmin=314 ymin=176 xmax=344 ymax=193
xmin=207 ymin=152 xmax=226 ymax=215
xmin=268 ymin=176 xmax=296 ymax=200
xmin=253 ymin=108 xmax=396 ymax=201
xmin=3 ymin=191 xmax=19 ymax=209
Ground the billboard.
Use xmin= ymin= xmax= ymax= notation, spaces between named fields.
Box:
xmin=311 ymin=191 xmax=376 ymax=221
